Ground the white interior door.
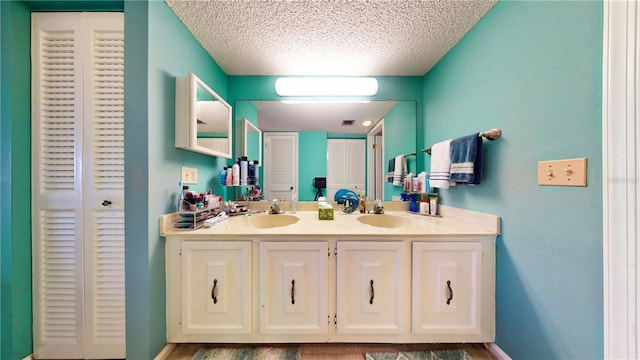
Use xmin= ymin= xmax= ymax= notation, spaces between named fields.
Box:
xmin=31 ymin=12 xmax=125 ymax=359
xmin=345 ymin=140 xmax=366 ymax=191
xmin=326 ymin=139 xmax=346 ymax=200
xmin=327 ymin=139 xmax=365 ymax=201
xmin=263 ymin=132 xmax=298 ymax=201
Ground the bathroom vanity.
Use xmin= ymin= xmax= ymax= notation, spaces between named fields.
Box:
xmin=160 ymin=204 xmax=499 ymax=344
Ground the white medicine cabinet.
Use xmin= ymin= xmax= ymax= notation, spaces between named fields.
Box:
xmin=175 ymin=72 xmax=233 ymax=158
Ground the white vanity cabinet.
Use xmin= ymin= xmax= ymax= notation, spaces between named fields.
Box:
xmin=163 ymin=210 xmax=497 ymax=343
xmin=259 ymin=242 xmax=329 ymax=335
xmin=412 ymin=242 xmax=482 ymax=336
xmin=180 ymin=241 xmax=252 ymax=335
xmin=166 ymin=240 xmax=252 ymax=342
xmin=336 ymin=241 xmax=409 ymax=336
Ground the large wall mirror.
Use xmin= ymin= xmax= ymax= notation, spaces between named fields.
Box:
xmin=175 ymin=72 xmax=232 ymax=158
xmin=235 ymin=100 xmax=417 ymax=202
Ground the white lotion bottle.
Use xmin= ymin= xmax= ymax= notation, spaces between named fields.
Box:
xmin=232 ymin=160 xmax=240 ymax=186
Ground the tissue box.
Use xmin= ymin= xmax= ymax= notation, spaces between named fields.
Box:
xmin=318 ymin=208 xmax=334 ymax=220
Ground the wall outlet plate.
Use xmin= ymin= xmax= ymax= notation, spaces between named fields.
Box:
xmin=538 ymin=158 xmax=587 ymax=187
xmin=181 ymin=166 xmax=198 ymax=184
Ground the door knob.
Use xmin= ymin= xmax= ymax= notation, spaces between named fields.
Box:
xmin=101 ymin=200 xmax=112 ymax=207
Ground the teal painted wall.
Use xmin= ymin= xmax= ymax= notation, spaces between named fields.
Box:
xmin=422 ymin=1 xmax=603 ymax=359
xmin=1 ymin=2 xmax=33 ymax=359
xmin=0 ymin=2 xmax=3 ymax=355
xmin=124 ymin=1 xmax=229 ymax=358
xmin=298 ymin=132 xmax=328 ymax=200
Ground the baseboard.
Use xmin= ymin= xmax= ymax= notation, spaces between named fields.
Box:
xmin=484 ymin=343 xmax=511 ymax=360
xmin=154 ymin=343 xmax=177 ymax=360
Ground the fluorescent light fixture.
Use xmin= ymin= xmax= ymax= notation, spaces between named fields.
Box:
xmin=361 ymin=120 xmax=373 ymax=127
xmin=280 ymin=100 xmax=372 ymax=105
xmin=275 ymin=77 xmax=378 ymax=96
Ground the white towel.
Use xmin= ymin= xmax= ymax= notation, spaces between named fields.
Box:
xmin=392 ymin=155 xmax=407 ymax=186
xmin=429 ymin=139 xmax=452 ymax=189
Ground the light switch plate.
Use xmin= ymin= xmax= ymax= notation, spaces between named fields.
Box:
xmin=181 ymin=166 xmax=198 ymax=184
xmin=538 ymin=158 xmax=587 ymax=187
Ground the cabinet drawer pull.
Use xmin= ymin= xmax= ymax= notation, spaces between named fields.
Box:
xmin=211 ymin=278 xmax=218 ymax=304
xmin=369 ymin=279 xmax=375 ymax=304
xmin=291 ymin=279 xmax=295 ymax=305
xmin=446 ymin=280 xmax=453 ymax=305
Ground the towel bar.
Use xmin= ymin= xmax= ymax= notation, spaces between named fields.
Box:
xmin=422 ymin=128 xmax=502 ymax=155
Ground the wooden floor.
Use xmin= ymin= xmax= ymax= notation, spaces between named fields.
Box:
xmin=167 ymin=343 xmax=498 ymax=360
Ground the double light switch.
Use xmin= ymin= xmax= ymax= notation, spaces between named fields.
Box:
xmin=537 ymin=158 xmax=587 ymax=187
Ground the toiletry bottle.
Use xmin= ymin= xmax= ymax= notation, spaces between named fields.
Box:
xmin=429 ymin=193 xmax=439 ymax=216
xmin=240 ymin=156 xmax=248 ymax=186
xmin=219 ymin=167 xmax=227 ymax=186
xmin=409 ymin=193 xmax=419 ymax=213
xmin=290 ymin=187 xmax=297 ymax=214
xmin=232 ymin=160 xmax=240 ymax=186
xmin=177 ymin=185 xmax=189 ymax=212
xmin=419 ymin=194 xmax=429 ymax=214
xmin=253 ymin=160 xmax=260 ymax=184
xmin=225 ymin=166 xmax=233 ymax=186
xmin=248 ymin=161 xmax=255 ymax=185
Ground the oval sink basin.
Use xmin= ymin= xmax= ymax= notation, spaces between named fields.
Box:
xmin=357 ymin=214 xmax=408 ymax=228
xmin=248 ymin=214 xmax=299 ymax=229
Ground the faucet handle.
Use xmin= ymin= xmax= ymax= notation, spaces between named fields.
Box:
xmin=373 ymin=199 xmax=384 ymax=214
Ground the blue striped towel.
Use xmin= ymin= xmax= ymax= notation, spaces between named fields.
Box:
xmin=449 ymin=132 xmax=483 ymax=184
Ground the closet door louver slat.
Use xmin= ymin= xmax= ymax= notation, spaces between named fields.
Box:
xmin=91 ymin=212 xmax=125 ymax=341
xmin=39 ymin=210 xmax=81 ymax=345
xmin=38 ymin=31 xmax=78 ymax=194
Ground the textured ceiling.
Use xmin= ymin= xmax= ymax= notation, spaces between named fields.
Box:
xmin=166 ymin=1 xmax=497 ymax=133
xmin=165 ymin=0 xmax=498 ymax=76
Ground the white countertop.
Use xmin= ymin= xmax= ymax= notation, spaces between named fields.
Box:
xmin=160 ymin=205 xmax=500 ymax=240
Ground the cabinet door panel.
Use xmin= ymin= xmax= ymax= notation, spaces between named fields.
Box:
xmin=182 ymin=241 xmax=251 ymax=334
xmin=259 ymin=242 xmax=329 ymax=334
xmin=412 ymin=242 xmax=481 ymax=334
xmin=336 ymin=241 xmax=407 ymax=334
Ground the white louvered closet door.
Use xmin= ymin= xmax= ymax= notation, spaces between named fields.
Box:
xmin=327 ymin=139 xmax=365 ymax=200
xmin=31 ymin=12 xmax=125 ymax=359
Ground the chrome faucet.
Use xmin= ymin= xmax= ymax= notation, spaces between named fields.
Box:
xmin=372 ymin=200 xmax=384 ymax=214
xmin=270 ymin=199 xmax=284 ymax=214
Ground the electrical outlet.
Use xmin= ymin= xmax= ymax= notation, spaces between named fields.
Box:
xmin=181 ymin=166 xmax=198 ymax=184
xmin=538 ymin=158 xmax=587 ymax=187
